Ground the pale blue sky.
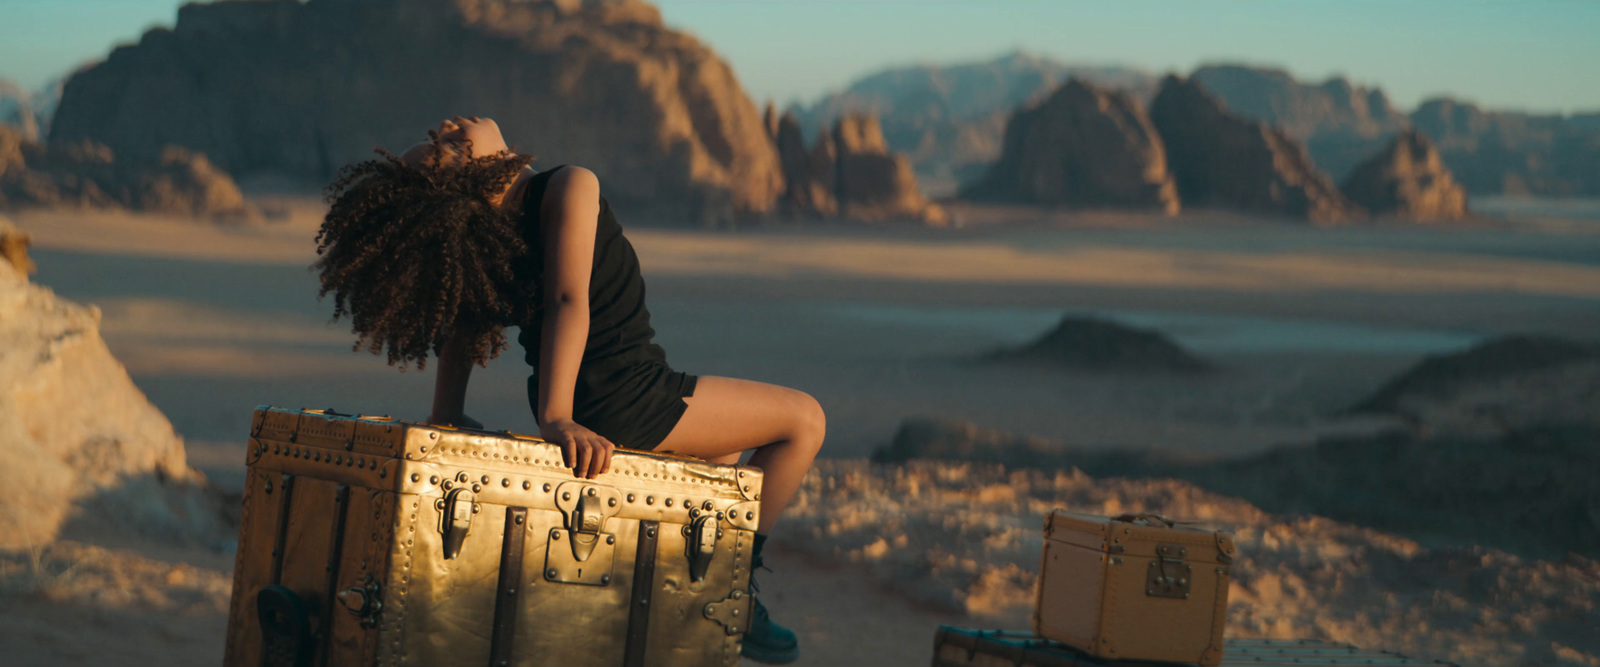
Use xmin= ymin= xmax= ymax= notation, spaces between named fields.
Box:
xmin=1 ymin=0 xmax=1596 ymax=114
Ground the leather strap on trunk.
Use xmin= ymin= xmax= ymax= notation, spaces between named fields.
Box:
xmin=489 ymin=507 xmax=530 ymax=667
xmin=315 ymin=484 xmax=351 ymax=667
xmin=268 ymin=474 xmax=296 ymax=585
xmin=623 ymin=520 xmax=661 ymax=667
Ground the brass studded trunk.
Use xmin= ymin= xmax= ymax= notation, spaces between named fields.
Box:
xmin=1034 ymin=512 xmax=1235 ymax=666
xmin=223 ymin=407 xmax=761 ymax=667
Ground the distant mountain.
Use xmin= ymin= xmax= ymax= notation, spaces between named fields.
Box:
xmin=0 ymin=77 xmax=64 ymax=143
xmin=30 ymin=78 xmax=63 ymax=133
xmin=790 ymin=52 xmax=1158 ymax=195
xmin=1569 ymin=113 xmax=1600 ymax=133
xmin=803 ymin=55 xmax=1600 ymax=200
xmin=1410 ymin=97 xmax=1600 ymax=197
xmin=0 ymin=79 xmax=40 ymax=141
xmin=1190 ymin=65 xmax=1404 ymax=141
xmin=0 ymin=79 xmax=26 ymax=116
xmin=1189 ymin=64 xmax=1600 ymax=197
xmin=1189 ymin=65 xmax=1406 ymax=181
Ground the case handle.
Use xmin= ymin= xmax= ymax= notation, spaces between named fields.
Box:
xmin=1112 ymin=512 xmax=1176 ymax=528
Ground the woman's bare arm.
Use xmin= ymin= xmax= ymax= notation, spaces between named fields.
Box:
xmin=535 ymin=166 xmax=615 ymax=478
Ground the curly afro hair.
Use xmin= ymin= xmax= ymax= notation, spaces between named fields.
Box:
xmin=315 ymin=137 xmax=537 ymax=370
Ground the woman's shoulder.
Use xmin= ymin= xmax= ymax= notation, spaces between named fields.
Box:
xmin=524 ymin=164 xmax=600 ymax=210
xmin=529 ymin=165 xmax=597 ymax=206
xmin=540 ymin=164 xmax=597 ymax=187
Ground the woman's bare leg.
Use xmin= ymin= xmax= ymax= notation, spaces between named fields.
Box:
xmin=655 ymin=376 xmax=825 ymax=533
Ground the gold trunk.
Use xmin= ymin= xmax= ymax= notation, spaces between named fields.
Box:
xmin=224 ymin=407 xmax=760 ymax=667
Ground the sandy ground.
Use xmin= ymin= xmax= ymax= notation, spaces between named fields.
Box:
xmin=5 ymin=197 xmax=1600 ymax=665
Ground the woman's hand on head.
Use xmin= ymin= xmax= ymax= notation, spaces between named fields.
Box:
xmin=540 ymin=418 xmax=615 ymax=479
xmin=400 ymin=116 xmax=509 ymax=166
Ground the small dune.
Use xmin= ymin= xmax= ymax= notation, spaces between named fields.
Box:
xmin=985 ymin=315 xmax=1214 ymax=374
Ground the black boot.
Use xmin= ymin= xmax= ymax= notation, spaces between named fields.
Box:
xmin=740 ymin=534 xmax=799 ymax=664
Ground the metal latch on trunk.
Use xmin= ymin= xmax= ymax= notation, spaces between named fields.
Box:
xmin=336 ymin=576 xmax=384 ymax=628
xmin=1146 ymin=542 xmax=1192 ymax=599
xmin=546 ymin=482 xmax=621 ymax=586
xmin=436 ymin=487 xmax=479 ymax=560
xmin=684 ymin=515 xmax=722 ymax=582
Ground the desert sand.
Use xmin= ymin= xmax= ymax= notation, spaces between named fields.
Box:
xmin=4 ymin=196 xmax=1599 ymax=666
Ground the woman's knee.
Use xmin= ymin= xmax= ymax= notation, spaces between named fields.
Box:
xmin=788 ymin=390 xmax=826 ymax=450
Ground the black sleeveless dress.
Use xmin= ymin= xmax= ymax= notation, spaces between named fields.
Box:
xmin=514 ymin=166 xmax=696 ymax=450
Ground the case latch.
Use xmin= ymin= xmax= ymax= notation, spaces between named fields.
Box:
xmin=436 ymin=487 xmax=478 ymax=560
xmin=685 ymin=514 xmax=721 ymax=582
xmin=1146 ymin=542 xmax=1191 ymax=599
xmin=546 ymin=483 xmax=621 ymax=585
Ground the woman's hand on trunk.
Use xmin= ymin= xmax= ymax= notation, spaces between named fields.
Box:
xmin=540 ymin=417 xmax=615 ymax=479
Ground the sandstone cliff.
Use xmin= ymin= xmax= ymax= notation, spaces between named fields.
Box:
xmin=962 ymin=79 xmax=1178 ymax=213
xmin=0 ymin=217 xmax=222 ymax=549
xmin=0 ymin=125 xmax=249 ymax=219
xmin=1341 ymin=129 xmax=1469 ymax=221
xmin=767 ymin=105 xmax=836 ymax=216
xmin=49 ymin=0 xmax=783 ymax=225
xmin=769 ymin=111 xmax=945 ymax=224
xmin=832 ymin=115 xmax=946 ymax=223
xmin=1149 ymin=76 xmax=1361 ymax=223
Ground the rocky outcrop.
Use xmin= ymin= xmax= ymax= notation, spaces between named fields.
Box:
xmin=768 ymin=111 xmax=945 ymax=223
xmin=48 ymin=0 xmax=783 ymax=225
xmin=0 ymin=217 xmax=223 ymax=548
xmin=1190 ymin=65 xmax=1407 ymax=181
xmin=1341 ymin=129 xmax=1469 ymax=220
xmin=1149 ymin=76 xmax=1362 ymax=223
xmin=767 ymin=105 xmax=836 ymax=216
xmin=961 ymin=79 xmax=1178 ymax=213
xmin=0 ymin=125 xmax=250 ymax=219
xmin=986 ymin=315 xmax=1213 ymax=373
xmin=832 ymin=115 xmax=946 ymax=223
xmin=793 ymin=52 xmax=1158 ymax=192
